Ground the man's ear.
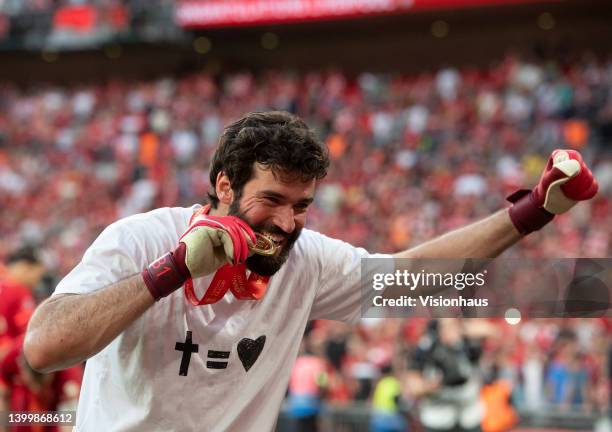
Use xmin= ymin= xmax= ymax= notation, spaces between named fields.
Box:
xmin=215 ymin=172 xmax=234 ymax=205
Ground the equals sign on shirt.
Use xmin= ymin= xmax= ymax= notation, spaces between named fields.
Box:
xmin=206 ymin=350 xmax=230 ymax=369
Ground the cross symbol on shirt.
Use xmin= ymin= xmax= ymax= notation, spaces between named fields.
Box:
xmin=175 ymin=330 xmax=199 ymax=376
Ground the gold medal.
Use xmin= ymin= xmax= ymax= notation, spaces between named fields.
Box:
xmin=250 ymin=233 xmax=278 ymax=256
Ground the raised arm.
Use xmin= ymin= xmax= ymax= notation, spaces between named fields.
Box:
xmin=395 ymin=209 xmax=520 ymax=259
xmin=395 ymin=149 xmax=598 ymax=261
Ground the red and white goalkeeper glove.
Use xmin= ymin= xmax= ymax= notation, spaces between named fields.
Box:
xmin=507 ymin=149 xmax=599 ymax=235
xmin=142 ymin=214 xmax=256 ymax=301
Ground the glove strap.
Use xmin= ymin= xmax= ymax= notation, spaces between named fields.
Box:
xmin=507 ymin=189 xmax=554 ymax=235
xmin=142 ymin=243 xmax=190 ymax=301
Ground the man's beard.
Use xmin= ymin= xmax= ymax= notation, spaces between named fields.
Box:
xmin=228 ymin=201 xmax=301 ymax=276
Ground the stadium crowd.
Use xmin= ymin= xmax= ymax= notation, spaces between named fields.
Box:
xmin=1 ymin=54 xmax=610 ymax=273
xmin=1 ymin=52 xmax=611 ymax=427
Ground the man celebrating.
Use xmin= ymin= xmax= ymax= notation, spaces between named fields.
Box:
xmin=23 ymin=111 xmax=597 ymax=431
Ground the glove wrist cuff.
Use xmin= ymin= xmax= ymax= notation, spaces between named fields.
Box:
xmin=142 ymin=243 xmax=190 ymax=301
xmin=507 ymin=189 xmax=554 ymax=235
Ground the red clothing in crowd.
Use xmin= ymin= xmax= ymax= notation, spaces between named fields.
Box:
xmin=0 ymin=278 xmax=35 ymax=361
xmin=0 ymin=345 xmax=83 ymax=432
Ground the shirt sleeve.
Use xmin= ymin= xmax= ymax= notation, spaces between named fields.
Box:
xmin=53 ymin=220 xmax=145 ymax=296
xmin=308 ymin=232 xmax=394 ymax=324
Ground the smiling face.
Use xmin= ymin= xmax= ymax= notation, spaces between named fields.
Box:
xmin=206 ymin=112 xmax=329 ymax=273
xmin=213 ymin=163 xmax=316 ymax=276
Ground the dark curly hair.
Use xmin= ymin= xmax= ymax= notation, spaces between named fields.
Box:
xmin=207 ymin=111 xmax=329 ymax=208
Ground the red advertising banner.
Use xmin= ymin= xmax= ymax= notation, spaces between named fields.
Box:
xmin=53 ymin=4 xmax=129 ymax=33
xmin=176 ymin=0 xmax=558 ymax=28
xmin=54 ymin=5 xmax=98 ymax=32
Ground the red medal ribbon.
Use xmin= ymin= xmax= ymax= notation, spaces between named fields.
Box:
xmin=183 ymin=205 xmax=270 ymax=306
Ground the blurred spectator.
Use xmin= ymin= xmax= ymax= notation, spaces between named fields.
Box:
xmin=369 ymin=364 xmax=407 ymax=432
xmin=404 ymin=319 xmax=496 ymax=432
xmin=0 ymin=245 xmax=80 ymax=432
xmin=0 ymin=342 xmax=82 ymax=432
xmin=521 ymin=343 xmax=545 ymax=410
xmin=480 ymin=379 xmax=517 ymax=432
xmin=287 ymin=340 xmax=329 ymax=432
xmin=545 ymin=335 xmax=589 ymax=409
xmin=0 ymin=246 xmax=45 ymax=363
xmin=480 ymin=348 xmax=518 ymax=432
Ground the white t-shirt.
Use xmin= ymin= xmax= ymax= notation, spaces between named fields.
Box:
xmin=54 ymin=205 xmax=391 ymax=432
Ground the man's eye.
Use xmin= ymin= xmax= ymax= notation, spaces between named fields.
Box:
xmin=265 ymin=196 xmax=280 ymax=204
xmin=294 ymin=203 xmax=309 ymax=212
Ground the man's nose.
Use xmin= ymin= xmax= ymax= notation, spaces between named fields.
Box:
xmin=273 ymin=206 xmax=296 ymax=234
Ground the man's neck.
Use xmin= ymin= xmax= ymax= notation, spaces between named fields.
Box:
xmin=208 ymin=204 xmax=229 ymax=217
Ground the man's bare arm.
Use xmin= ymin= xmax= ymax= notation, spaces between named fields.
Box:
xmin=394 ymin=209 xmax=521 ymax=260
xmin=395 ymin=149 xmax=598 ymax=260
xmin=0 ymin=386 xmax=8 ymax=432
xmin=23 ymin=274 xmax=154 ymax=373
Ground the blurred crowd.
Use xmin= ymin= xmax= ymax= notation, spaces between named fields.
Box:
xmin=0 ymin=52 xmax=611 ymax=428
xmin=290 ymin=317 xmax=611 ymax=431
xmin=1 ymin=54 xmax=610 ymax=276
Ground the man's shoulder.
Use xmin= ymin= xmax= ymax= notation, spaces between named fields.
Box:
xmin=106 ymin=205 xmax=197 ymax=239
xmin=295 ymin=228 xmax=335 ymax=250
xmin=293 ymin=228 xmax=391 ymax=272
xmin=294 ymin=228 xmax=358 ymax=260
xmin=84 ymin=205 xmax=197 ymax=262
xmin=116 ymin=205 xmax=196 ymax=227
xmin=297 ymin=228 xmax=356 ymax=248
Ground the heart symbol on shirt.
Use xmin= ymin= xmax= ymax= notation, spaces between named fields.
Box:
xmin=237 ymin=336 xmax=266 ymax=372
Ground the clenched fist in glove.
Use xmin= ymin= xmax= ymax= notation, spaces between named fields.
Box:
xmin=142 ymin=213 xmax=256 ymax=301
xmin=507 ymin=149 xmax=598 ymax=235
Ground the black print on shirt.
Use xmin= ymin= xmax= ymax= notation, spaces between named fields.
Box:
xmin=237 ymin=336 xmax=266 ymax=372
xmin=175 ymin=331 xmax=199 ymax=376
xmin=174 ymin=334 xmax=267 ymax=374
xmin=206 ymin=350 xmax=230 ymax=369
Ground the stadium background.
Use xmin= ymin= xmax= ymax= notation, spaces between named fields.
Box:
xmin=0 ymin=0 xmax=610 ymax=431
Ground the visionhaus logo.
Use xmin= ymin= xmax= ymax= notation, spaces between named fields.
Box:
xmin=373 ymin=295 xmax=489 ymax=308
